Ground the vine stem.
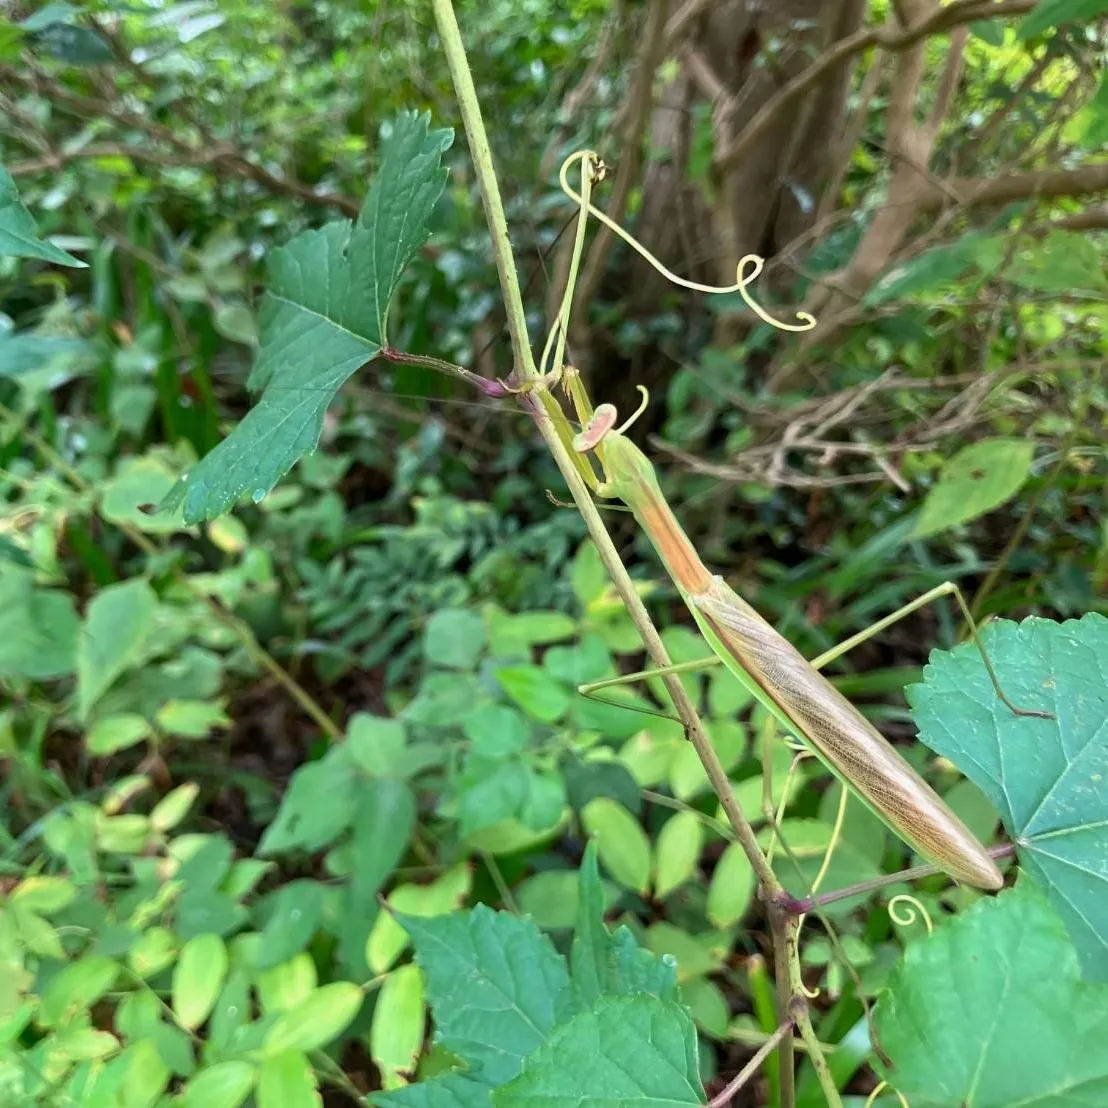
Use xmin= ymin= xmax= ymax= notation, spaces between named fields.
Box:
xmin=427 ymin=6 xmax=851 ymax=1104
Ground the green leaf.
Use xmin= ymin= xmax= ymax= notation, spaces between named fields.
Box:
xmin=970 ymin=18 xmax=1006 ymax=44
xmin=706 ymin=842 xmax=756 ymax=928
xmin=462 ymin=703 xmax=531 ymax=758
xmin=77 ymin=579 xmax=157 ymax=721
xmin=517 ymin=870 xmax=617 ymax=931
xmin=86 ymin=713 xmax=152 ymax=756
xmin=173 ymin=934 xmax=229 ymax=1029
xmin=425 ymin=608 xmax=487 ymax=670
xmin=336 ymin=776 xmax=417 ymax=973
xmin=158 ymin=112 xmax=453 ymax=523
xmin=256 ymin=1049 xmax=320 ymax=1108
xmin=493 ymin=995 xmax=705 ymax=1108
xmin=1019 ymin=0 xmax=1108 ymax=40
xmin=150 ymin=783 xmax=200 ymax=832
xmin=370 ymin=963 xmax=425 ymax=1079
xmin=258 ymin=753 xmax=358 ymax=855
xmin=10 ymin=875 xmax=77 ymax=913
xmin=1007 ymin=230 xmax=1108 ymax=292
xmin=39 ymin=955 xmax=119 ymax=1027
xmin=495 ymin=665 xmax=571 ymax=723
xmin=264 ymin=982 xmax=364 ymax=1055
xmin=156 ymin=698 xmax=232 ymax=738
xmin=0 ymin=332 xmax=90 ymax=377
xmin=257 ymin=953 xmax=317 ymax=1015
xmin=912 ymin=439 xmax=1035 ymax=539
xmin=0 ymin=565 xmax=79 ymax=679
xmin=101 ymin=455 xmax=191 ymax=535
xmin=875 ymin=881 xmax=1108 ymax=1107
xmin=347 ymin=713 xmax=408 ymax=776
xmin=0 ymin=165 xmax=85 ymax=265
xmin=863 ymin=233 xmax=987 ymax=307
xmin=181 ymin=1061 xmax=256 ymax=1108
xmin=654 ymin=812 xmax=703 ymax=899
xmin=256 ymin=880 xmax=326 ymax=969
xmin=400 ymin=903 xmax=572 ymax=1085
xmin=909 ymin=614 xmax=1108 ymax=979
xmin=582 ymin=798 xmax=652 ymax=896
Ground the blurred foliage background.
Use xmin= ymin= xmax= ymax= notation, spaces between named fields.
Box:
xmin=0 ymin=0 xmax=1106 ymax=1104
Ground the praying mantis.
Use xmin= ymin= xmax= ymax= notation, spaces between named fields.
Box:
xmin=548 ymin=373 xmax=1051 ymax=893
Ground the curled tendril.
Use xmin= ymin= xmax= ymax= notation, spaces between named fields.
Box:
xmin=888 ymin=894 xmax=934 ymax=935
xmin=864 ymin=1079 xmax=911 ymax=1108
xmin=558 ymin=150 xmax=817 ymax=333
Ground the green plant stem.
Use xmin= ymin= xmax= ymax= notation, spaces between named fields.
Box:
xmin=1 ymin=406 xmax=342 ymax=740
xmin=709 ymin=1020 xmax=796 ymax=1108
xmin=778 ymin=842 xmax=1017 ymax=914
xmin=432 ymin=11 xmax=814 ymax=1106
xmin=790 ymin=997 xmax=844 ymax=1108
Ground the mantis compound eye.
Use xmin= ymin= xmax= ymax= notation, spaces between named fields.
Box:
xmin=572 ymin=403 xmax=619 ymax=453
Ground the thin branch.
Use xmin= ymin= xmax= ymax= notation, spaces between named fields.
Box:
xmin=708 ymin=1021 xmax=796 ymax=1108
xmin=714 ymin=0 xmax=1038 ymax=175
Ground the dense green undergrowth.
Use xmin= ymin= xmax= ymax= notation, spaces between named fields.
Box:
xmin=2 ymin=2 xmax=1108 ymax=1106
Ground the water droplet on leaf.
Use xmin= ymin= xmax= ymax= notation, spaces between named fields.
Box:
xmin=251 ymin=488 xmax=267 ymax=503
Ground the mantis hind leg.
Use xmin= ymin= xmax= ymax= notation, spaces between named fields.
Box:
xmin=810 ymin=581 xmax=1052 ymax=720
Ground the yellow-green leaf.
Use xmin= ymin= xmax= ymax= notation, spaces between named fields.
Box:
xmin=181 ymin=1060 xmax=256 ymax=1108
xmin=128 ymin=926 xmax=176 ymax=979
xmin=257 ymin=1049 xmax=321 ymax=1108
xmin=173 ymin=933 xmax=228 ymax=1029
xmin=257 ymin=953 xmax=318 ymax=1014
xmin=370 ymin=964 xmax=425 ymax=1082
xmin=263 ymin=983 xmax=363 ymax=1056
xmin=150 ymin=782 xmax=200 ymax=832
xmin=582 ymin=798 xmax=652 ymax=896
xmin=707 ymin=842 xmax=756 ymax=928
xmin=10 ymin=875 xmax=77 ymax=914
xmin=654 ymin=811 xmax=704 ymax=899
xmin=38 ymin=955 xmax=119 ymax=1027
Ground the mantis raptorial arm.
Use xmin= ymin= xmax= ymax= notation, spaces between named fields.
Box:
xmin=569 ymin=391 xmax=1053 ymax=892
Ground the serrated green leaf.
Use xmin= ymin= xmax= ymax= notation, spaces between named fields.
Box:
xmin=0 ymin=165 xmax=85 ymax=265
xmin=493 ymin=995 xmax=705 ymax=1108
xmin=400 ymin=904 xmax=572 ymax=1085
xmin=264 ymin=982 xmax=364 ymax=1055
xmin=913 ymin=439 xmax=1034 ymax=539
xmin=158 ymin=112 xmax=452 ymax=522
xmin=77 ymin=579 xmax=157 ymax=721
xmin=173 ymin=934 xmax=228 ymax=1029
xmin=875 ymin=881 xmax=1108 ymax=1107
xmin=582 ymin=798 xmax=652 ymax=895
xmin=910 ymin=614 xmax=1108 ymax=979
xmin=654 ymin=811 xmax=703 ymax=899
xmin=373 ymin=1073 xmax=492 ymax=1108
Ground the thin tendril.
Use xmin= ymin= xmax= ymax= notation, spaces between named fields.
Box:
xmin=557 ymin=150 xmax=817 ymax=332
xmin=864 ymin=1080 xmax=910 ymax=1107
xmin=888 ymin=894 xmax=933 ymax=934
